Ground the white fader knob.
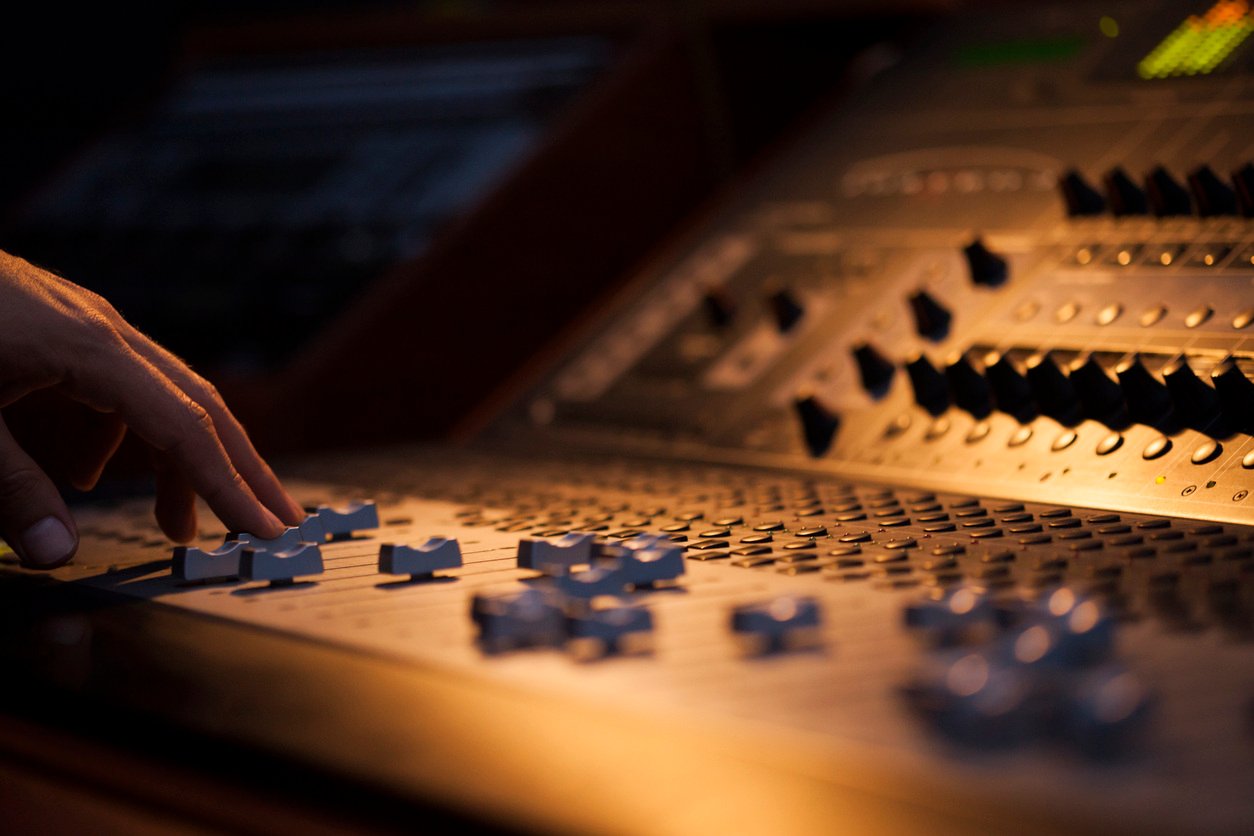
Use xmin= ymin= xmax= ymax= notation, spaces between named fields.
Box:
xmin=240 ymin=543 xmax=325 ymax=586
xmin=171 ymin=541 xmax=249 ymax=583
xmin=378 ymin=538 xmax=462 ymax=581
xmin=310 ymin=501 xmax=379 ymax=540
xmin=517 ymin=532 xmax=597 ymax=575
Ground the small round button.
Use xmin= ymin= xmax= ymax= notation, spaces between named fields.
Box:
xmin=1055 ymin=302 xmax=1081 ymax=323
xmin=924 ymin=416 xmax=952 ymax=441
xmin=1052 ymin=430 xmax=1079 ymax=452
xmin=1142 ymin=436 xmax=1173 ymax=460
xmin=1184 ymin=304 xmax=1214 ymax=329
xmin=1008 ymin=426 xmax=1034 ymax=447
xmin=1095 ymin=303 xmax=1123 ymax=326
xmin=1096 ymin=433 xmax=1124 ymax=456
xmin=1139 ymin=305 xmax=1168 ymax=327
xmin=1242 ymin=450 xmax=1254 ymax=469
xmin=966 ymin=421 xmax=992 ymax=444
xmin=1233 ymin=308 xmax=1254 ymax=330
xmin=1191 ymin=440 xmax=1223 ymax=465
xmin=884 ymin=413 xmax=912 ymax=438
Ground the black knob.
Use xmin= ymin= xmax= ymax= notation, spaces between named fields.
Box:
xmin=962 ymin=237 xmax=1008 ymax=288
xmin=767 ymin=288 xmax=804 ymax=333
xmin=984 ymin=352 xmax=1037 ymax=422
xmin=852 ymin=342 xmax=896 ymax=396
xmin=1103 ymin=167 xmax=1148 ymax=216
xmin=1232 ymin=162 xmax=1254 ymax=217
xmin=1059 ymin=170 xmax=1106 ymax=217
xmin=907 ymin=289 xmax=952 ymax=341
xmin=905 ymin=353 xmax=950 ymax=416
xmin=1069 ymin=354 xmax=1129 ymax=428
xmin=1114 ymin=354 xmax=1174 ymax=429
xmin=1211 ymin=356 xmax=1254 ymax=433
xmin=1188 ymin=165 xmax=1238 ymax=217
xmin=702 ymin=287 xmax=736 ymax=329
xmin=793 ymin=394 xmax=840 ymax=457
xmin=1162 ymin=355 xmax=1224 ymax=434
xmin=1145 ymin=166 xmax=1192 ymax=217
xmin=944 ymin=353 xmax=993 ymax=418
xmin=1026 ymin=352 xmax=1083 ymax=426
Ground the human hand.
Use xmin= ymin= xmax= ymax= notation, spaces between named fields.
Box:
xmin=0 ymin=250 xmax=304 ymax=569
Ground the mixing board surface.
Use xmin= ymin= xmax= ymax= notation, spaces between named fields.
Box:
xmin=3 ymin=2 xmax=1253 ymax=833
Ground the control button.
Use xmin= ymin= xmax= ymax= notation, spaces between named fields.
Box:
xmin=984 ymin=352 xmax=1037 ymax=422
xmin=945 ymin=354 xmax=994 ymax=418
xmin=702 ymin=287 xmax=737 ymax=328
xmin=1103 ymin=167 xmax=1148 ymax=216
xmin=240 ymin=543 xmax=325 ymax=586
xmin=966 ymin=421 xmax=991 ymax=444
xmin=852 ymin=341 xmax=896 ymax=395
xmin=1142 ymin=436 xmax=1172 ymax=460
xmin=731 ymin=596 xmax=823 ymax=653
xmin=1191 ymin=440 xmax=1223 ymax=465
xmin=172 ymin=541 xmax=247 ymax=582
xmin=903 ymin=586 xmax=994 ymax=643
xmin=767 ymin=288 xmax=805 ymax=333
xmin=311 ymin=501 xmax=379 ymax=540
xmin=884 ymin=413 xmax=913 ymax=438
xmin=1243 ymin=451 xmax=1254 ymax=469
xmin=1096 ymin=433 xmax=1124 ymax=456
xmin=1105 ymin=244 xmax=1141 ymax=267
xmin=905 ymin=353 xmax=950 ymax=416
xmin=1232 ymin=161 xmax=1254 ymax=216
xmin=1069 ymin=354 xmax=1129 ymax=428
xmin=1185 ymin=244 xmax=1231 ymax=268
xmin=1233 ymin=308 xmax=1254 ymax=329
xmin=378 ymin=538 xmax=463 ymax=581
xmin=793 ymin=393 xmax=841 ymax=457
xmin=1161 ymin=356 xmax=1222 ymax=432
xmin=1144 ymin=243 xmax=1185 ymax=266
xmin=1025 ymin=352 xmax=1082 ymax=426
xmin=1094 ymin=303 xmax=1123 ymax=326
xmin=607 ymin=535 xmax=686 ymax=587
xmin=517 ymin=531 xmax=598 ymax=575
xmin=472 ymin=588 xmax=565 ymax=652
xmin=1052 ymin=430 xmax=1078 ymax=452
xmin=1054 ymin=301 xmax=1081 ymax=323
xmin=1058 ymin=170 xmax=1106 ymax=217
xmin=1231 ymin=244 xmax=1254 ymax=268
xmin=1008 ymin=426 xmax=1034 ymax=447
xmin=567 ymin=607 xmax=654 ymax=656
xmin=1114 ymin=354 xmax=1173 ymax=428
xmin=1139 ymin=305 xmax=1168 ymax=327
xmin=924 ymin=416 xmax=952 ymax=441
xmin=1211 ymin=356 xmax=1254 ymax=433
xmin=963 ymin=237 xmax=1008 ymax=287
xmin=1145 ymin=165 xmax=1192 ymax=216
xmin=908 ymin=289 xmax=952 ymax=341
xmin=1184 ymin=304 xmax=1213 ymax=328
xmin=1188 ymin=165 xmax=1238 ymax=216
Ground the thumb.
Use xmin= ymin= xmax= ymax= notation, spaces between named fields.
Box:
xmin=0 ymin=414 xmax=77 ymax=569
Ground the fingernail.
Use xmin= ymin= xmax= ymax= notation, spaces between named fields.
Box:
xmin=20 ymin=517 xmax=76 ymax=568
xmin=262 ymin=508 xmax=285 ymax=537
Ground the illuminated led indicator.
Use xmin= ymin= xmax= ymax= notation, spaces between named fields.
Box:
xmin=1138 ymin=1 xmax=1254 ymax=79
xmin=1100 ymin=16 xmax=1120 ymax=38
xmin=1155 ymin=475 xmax=1167 ymax=484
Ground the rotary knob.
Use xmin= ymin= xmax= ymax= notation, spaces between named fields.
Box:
xmin=1160 ymin=356 xmax=1223 ymax=434
xmin=852 ymin=342 xmax=896 ymax=395
xmin=767 ymin=288 xmax=805 ymax=333
xmin=945 ymin=353 xmax=993 ymax=419
xmin=793 ymin=393 xmax=841 ymax=457
xmin=1114 ymin=354 xmax=1174 ymax=429
xmin=962 ymin=237 xmax=1008 ymax=288
xmin=905 ymin=353 xmax=950 ymax=416
xmin=908 ymin=289 xmax=952 ymax=340
xmin=1058 ymin=170 xmax=1106 ymax=217
xmin=1025 ymin=352 xmax=1083 ymax=426
xmin=1103 ymin=167 xmax=1148 ymax=216
xmin=1145 ymin=165 xmax=1192 ymax=217
xmin=984 ymin=352 xmax=1037 ymax=422
xmin=1211 ymin=356 xmax=1254 ymax=433
xmin=1069 ymin=354 xmax=1129 ymax=428
xmin=1188 ymin=165 xmax=1238 ymax=217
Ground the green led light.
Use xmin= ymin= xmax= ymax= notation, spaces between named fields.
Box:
xmin=1137 ymin=1 xmax=1254 ymax=79
xmin=1100 ymin=16 xmax=1120 ymax=38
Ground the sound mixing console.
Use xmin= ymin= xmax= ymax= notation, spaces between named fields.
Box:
xmin=4 ymin=2 xmax=1254 ymax=834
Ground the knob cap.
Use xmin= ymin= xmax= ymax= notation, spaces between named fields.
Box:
xmin=908 ymin=289 xmax=952 ymax=341
xmin=1211 ymin=356 xmax=1254 ymax=433
xmin=1114 ymin=354 xmax=1174 ymax=429
xmin=767 ymin=288 xmax=804 ymax=333
xmin=852 ymin=342 xmax=896 ymax=395
xmin=1187 ymin=165 xmax=1238 ymax=216
xmin=963 ymin=238 xmax=1008 ymax=287
xmin=1059 ymin=170 xmax=1106 ymax=217
xmin=905 ymin=353 xmax=950 ymax=416
xmin=793 ymin=394 xmax=841 ymax=457
xmin=1103 ymin=167 xmax=1148 ymax=216
xmin=702 ymin=287 xmax=737 ymax=328
xmin=984 ymin=352 xmax=1037 ymax=422
xmin=945 ymin=354 xmax=993 ymax=418
xmin=1145 ymin=166 xmax=1192 ymax=216
xmin=1161 ymin=356 xmax=1224 ymax=434
xmin=1069 ymin=354 xmax=1129 ymax=428
xmin=1026 ymin=352 xmax=1083 ymax=426
xmin=1232 ymin=162 xmax=1254 ymax=217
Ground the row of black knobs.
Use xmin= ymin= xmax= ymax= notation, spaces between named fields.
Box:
xmin=1061 ymin=164 xmax=1254 ymax=218
xmin=706 ymin=239 xmax=1007 ymax=335
xmin=796 ymin=349 xmax=1254 ymax=456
